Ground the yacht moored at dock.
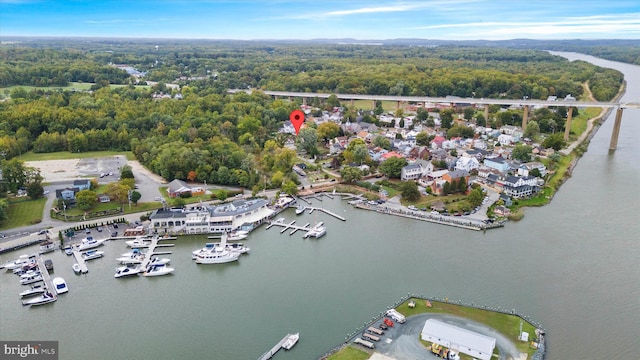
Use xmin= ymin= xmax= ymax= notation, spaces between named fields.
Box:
xmin=303 ymin=222 xmax=326 ymax=239
xmin=282 ymin=333 xmax=299 ymax=350
xmin=81 ymin=250 xmax=104 ymax=261
xmin=22 ymin=291 xmax=56 ymax=306
xmin=76 ymin=237 xmax=105 ymax=251
xmin=19 ymin=284 xmax=45 ymax=298
xmin=52 ymin=277 xmax=68 ymax=294
xmin=114 ymin=265 xmax=142 ymax=278
xmin=143 ymin=264 xmax=175 ymax=276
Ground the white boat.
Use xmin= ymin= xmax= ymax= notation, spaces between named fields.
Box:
xmin=125 ymin=238 xmax=152 ymax=248
xmin=192 ymin=243 xmax=216 ymax=259
xmin=63 ymin=246 xmax=73 ymax=255
xmin=117 ymin=248 xmax=145 ymax=264
xmin=76 ymin=236 xmax=105 ymax=251
xmin=194 ymin=248 xmax=240 ymax=264
xmin=295 ymin=205 xmax=306 ymax=215
xmin=282 ymin=333 xmax=300 ymax=350
xmin=52 ymin=277 xmax=68 ymax=294
xmin=2 ymin=254 xmax=36 ymax=271
xmin=226 ymin=243 xmax=250 ymax=254
xmin=22 ymin=291 xmax=56 ymax=306
xmin=147 ymin=257 xmax=171 ymax=266
xmin=227 ymin=230 xmax=248 ymax=241
xmin=303 ymin=222 xmax=326 ymax=239
xmin=72 ymin=263 xmax=83 ymax=274
xmin=20 ymin=284 xmax=45 ymax=298
xmin=143 ymin=264 xmax=175 ymax=277
xmin=39 ymin=241 xmax=56 ymax=254
xmin=114 ymin=265 xmax=141 ymax=278
xmin=20 ymin=273 xmax=43 ymax=285
xmin=194 ymin=233 xmax=240 ymax=264
xmin=81 ymin=249 xmax=104 ymax=261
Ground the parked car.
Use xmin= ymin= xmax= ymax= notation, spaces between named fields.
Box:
xmin=113 ymin=224 xmax=119 ymax=229
xmin=85 ymin=229 xmax=91 ymax=234
xmin=97 ymin=227 xmax=103 ymax=232
xmin=111 ymin=231 xmax=118 ymax=237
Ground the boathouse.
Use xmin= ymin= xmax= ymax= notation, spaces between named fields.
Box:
xmin=421 ymin=319 xmax=496 ymax=360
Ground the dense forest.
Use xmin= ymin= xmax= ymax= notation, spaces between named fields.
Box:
xmin=0 ymin=39 xmax=628 ymax=190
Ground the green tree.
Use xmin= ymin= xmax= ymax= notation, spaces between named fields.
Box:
xmin=120 ymin=164 xmax=134 ymax=179
xmin=379 ymin=157 xmax=408 ymax=179
xmin=463 ymin=107 xmax=475 ymax=120
xmin=400 ymin=181 xmax=420 ymax=201
xmin=373 ymin=136 xmax=392 ymax=150
xmin=27 ymin=182 xmax=44 ymax=199
xmin=317 ymin=122 xmax=340 ymax=142
xmin=76 ymin=189 xmax=98 ymax=210
xmin=340 ymin=167 xmax=363 ymax=183
xmin=512 ymin=144 xmax=533 ymax=162
xmin=542 ymin=133 xmax=566 ymax=151
xmin=524 ymin=120 xmax=540 ymax=139
xmin=172 ymin=197 xmax=186 ymax=208
xmin=1 ymin=158 xmax=27 ymax=193
xmin=440 ymin=109 xmax=455 ymax=129
xmin=271 ymin=171 xmax=285 ymax=187
xmin=529 ymin=168 xmax=542 ymax=178
xmin=416 ymin=132 xmax=431 ymax=146
xmin=0 ymin=198 xmax=9 ymax=222
xmin=130 ymin=190 xmax=142 ymax=204
xmin=326 ymin=94 xmax=340 ymax=109
xmin=352 ymin=143 xmax=369 ymax=165
xmin=297 ymin=127 xmax=319 ymax=157
xmin=281 ymin=180 xmax=298 ymax=196
xmin=467 ymin=187 xmax=484 ymax=207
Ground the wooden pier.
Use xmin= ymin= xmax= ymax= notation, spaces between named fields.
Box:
xmin=257 ymin=334 xmax=290 ymax=360
xmin=71 ymin=249 xmax=89 ymax=273
xmin=266 ymin=220 xmax=312 ymax=236
xmin=140 ymin=235 xmax=174 ymax=269
xmin=305 ymin=206 xmax=346 ymax=221
xmin=35 ymin=256 xmax=57 ymax=300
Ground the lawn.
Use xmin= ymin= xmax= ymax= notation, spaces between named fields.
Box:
xmin=326 ymin=346 xmax=370 ymax=360
xmin=352 ymin=99 xmax=397 ymax=112
xmin=0 ymin=82 xmax=150 ymax=94
xmin=569 ymin=107 xmax=601 ymax=139
xmin=396 ymin=298 xmax=540 ymax=356
xmin=18 ymin=150 xmax=135 ymax=162
xmin=1 ymin=197 xmax=47 ymax=230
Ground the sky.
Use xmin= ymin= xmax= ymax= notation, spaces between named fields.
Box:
xmin=1 ymin=0 xmax=639 ymax=40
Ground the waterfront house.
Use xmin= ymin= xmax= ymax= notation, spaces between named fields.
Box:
xmin=518 ymin=162 xmax=547 ymax=177
xmin=401 ymin=160 xmax=433 ymax=181
xmin=455 ymin=156 xmax=480 ymax=172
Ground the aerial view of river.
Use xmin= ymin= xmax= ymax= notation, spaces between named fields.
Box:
xmin=0 ymin=53 xmax=638 ymax=360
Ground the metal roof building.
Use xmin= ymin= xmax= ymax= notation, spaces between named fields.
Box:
xmin=421 ymin=319 xmax=496 ymax=360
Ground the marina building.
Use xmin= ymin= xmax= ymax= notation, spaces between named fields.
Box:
xmin=149 ymin=199 xmax=273 ymax=235
xmin=421 ymin=319 xmax=496 ymax=360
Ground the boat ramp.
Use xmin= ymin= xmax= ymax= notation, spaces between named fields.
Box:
xmin=257 ymin=333 xmax=295 ymax=360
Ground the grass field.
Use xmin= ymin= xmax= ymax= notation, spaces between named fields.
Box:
xmin=352 ymin=99 xmax=397 ymax=112
xmin=570 ymin=107 xmax=601 ymax=139
xmin=326 ymin=346 xmax=370 ymax=360
xmin=18 ymin=150 xmax=135 ymax=162
xmin=0 ymin=82 xmax=150 ymax=93
xmin=1 ymin=197 xmax=47 ymax=230
xmin=396 ymin=298 xmax=540 ymax=356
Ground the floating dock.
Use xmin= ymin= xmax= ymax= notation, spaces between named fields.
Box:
xmin=257 ymin=334 xmax=291 ymax=360
xmin=35 ymin=256 xmax=57 ymax=300
xmin=266 ymin=220 xmax=312 ymax=236
xmin=305 ymin=206 xmax=345 ymax=221
xmin=71 ymin=249 xmax=89 ymax=274
xmin=140 ymin=235 xmax=174 ymax=269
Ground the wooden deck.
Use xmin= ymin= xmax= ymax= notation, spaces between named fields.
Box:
xmin=35 ymin=257 xmax=57 ymax=300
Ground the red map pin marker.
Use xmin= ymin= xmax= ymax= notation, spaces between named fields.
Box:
xmin=290 ymin=109 xmax=305 ymax=135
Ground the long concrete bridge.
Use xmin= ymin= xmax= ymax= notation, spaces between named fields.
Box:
xmin=228 ymin=89 xmax=640 ymax=150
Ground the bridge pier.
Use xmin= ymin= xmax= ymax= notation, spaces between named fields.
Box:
xmin=522 ymin=105 xmax=529 ymax=131
xmin=372 ymin=100 xmax=376 ymax=110
xmin=350 ymin=99 xmax=354 ymax=106
xmin=484 ymin=104 xmax=489 ymax=123
xmin=397 ymin=101 xmax=401 ymax=110
xmin=302 ymin=97 xmax=307 ymax=106
xmin=609 ymin=108 xmax=624 ymax=150
xmin=563 ymin=107 xmax=574 ymax=141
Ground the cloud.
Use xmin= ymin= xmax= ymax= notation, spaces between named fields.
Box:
xmin=410 ymin=13 xmax=640 ymax=39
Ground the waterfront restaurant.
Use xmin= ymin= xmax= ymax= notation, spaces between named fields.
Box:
xmin=421 ymin=319 xmax=496 ymax=360
xmin=149 ymin=199 xmax=273 ymax=235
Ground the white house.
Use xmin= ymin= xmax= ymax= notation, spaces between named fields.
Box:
xmin=484 ymin=157 xmax=510 ymax=173
xmin=401 ymin=160 xmax=433 ymax=180
xmin=518 ymin=162 xmax=547 ymax=177
xmin=455 ymin=156 xmax=480 ymax=172
xmin=497 ymin=134 xmax=515 ymax=146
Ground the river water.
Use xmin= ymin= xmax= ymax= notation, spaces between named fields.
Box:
xmin=0 ymin=53 xmax=638 ymax=360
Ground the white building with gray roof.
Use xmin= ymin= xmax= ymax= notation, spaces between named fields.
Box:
xmin=421 ymin=319 xmax=496 ymax=360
